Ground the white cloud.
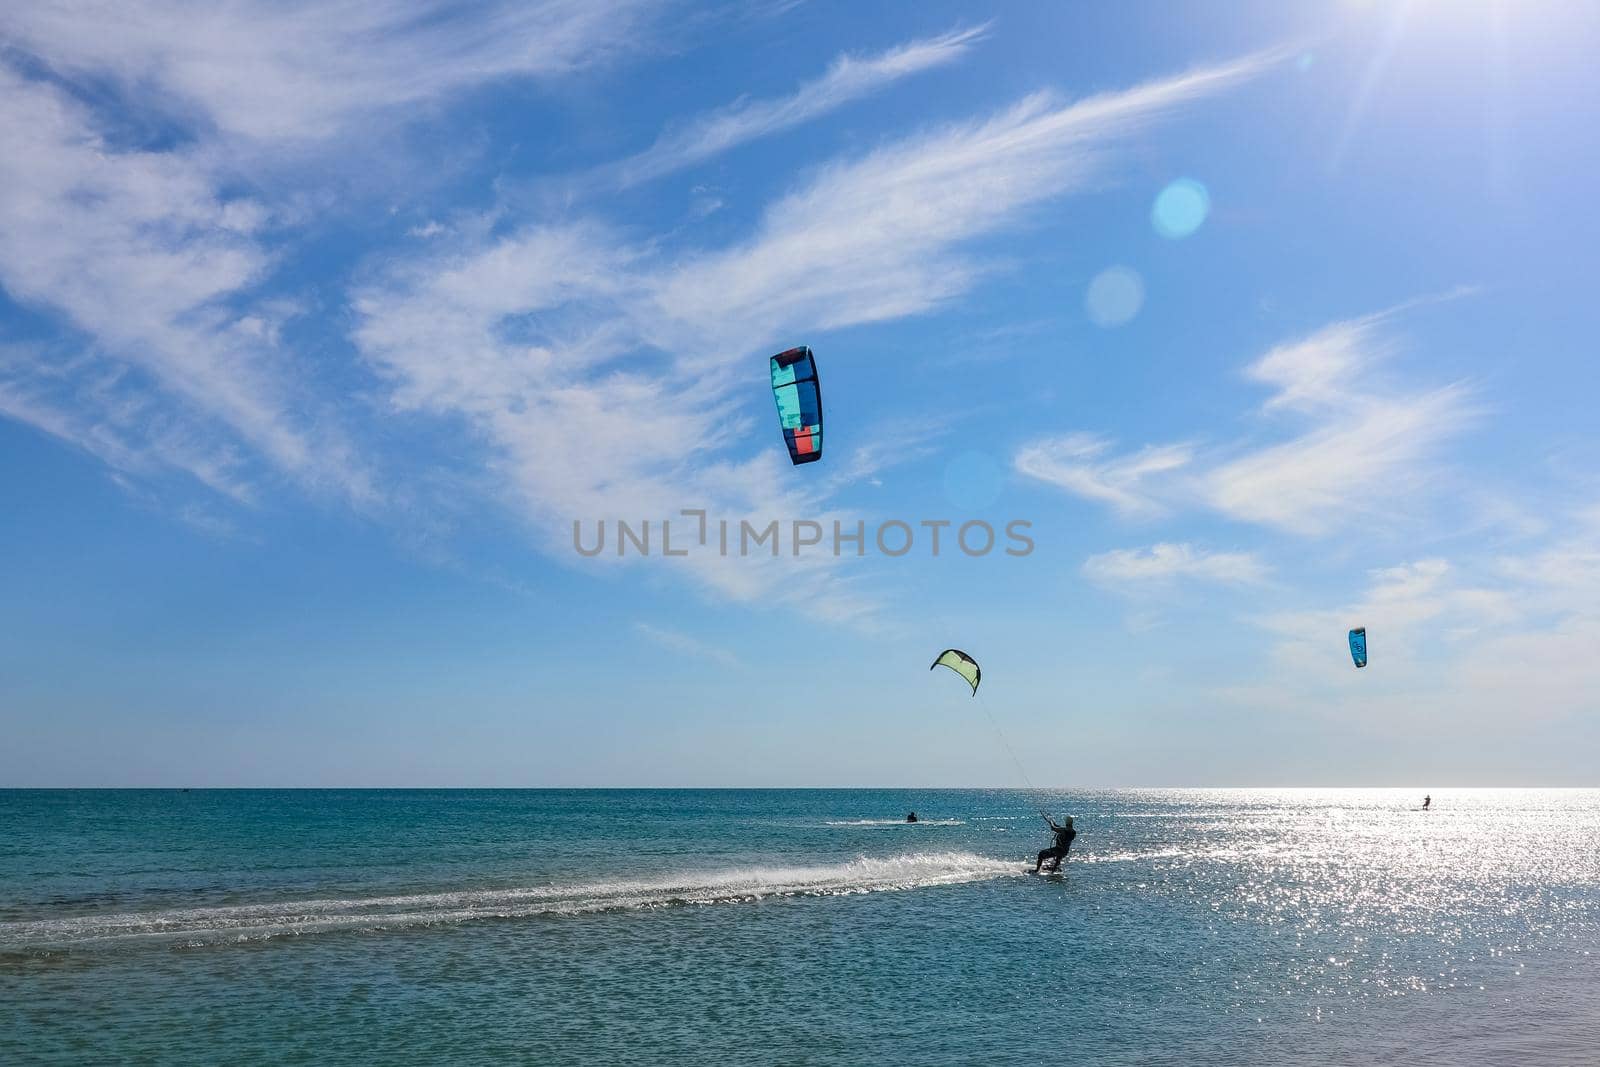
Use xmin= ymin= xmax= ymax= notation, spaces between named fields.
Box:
xmin=1450 ymin=616 xmax=1600 ymax=722
xmin=650 ymin=52 xmax=1278 ymax=352
xmin=1247 ymin=316 xmax=1389 ymax=413
xmin=1259 ymin=559 xmax=1471 ymax=656
xmin=0 ymin=354 xmax=255 ymax=503
xmin=1206 ymin=308 xmax=1479 ymax=533
xmin=602 ymin=25 xmax=988 ymax=188
xmin=1084 ymin=543 xmax=1268 ymax=585
xmin=0 ymin=1 xmax=662 ymax=508
xmin=1205 ymin=382 xmax=1474 ymax=534
xmin=1495 ymin=525 xmax=1600 ymax=620
xmin=1017 ymin=303 xmax=1479 ymax=536
xmin=1235 ymin=518 xmax=1600 ymax=730
xmin=1014 ymin=433 xmax=1192 ymax=518
xmin=0 ymin=0 xmax=657 ymax=143
xmin=0 ymin=65 xmax=371 ymax=501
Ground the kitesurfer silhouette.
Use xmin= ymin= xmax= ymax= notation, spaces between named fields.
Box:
xmin=1034 ymin=815 xmax=1075 ymax=873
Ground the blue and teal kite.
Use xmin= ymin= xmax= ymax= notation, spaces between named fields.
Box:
xmin=1348 ymin=627 xmax=1367 ymax=669
xmin=770 ymin=346 xmax=822 ymax=465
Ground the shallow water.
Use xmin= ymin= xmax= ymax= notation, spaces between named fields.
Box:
xmin=2 ymin=789 xmax=1596 ymax=1065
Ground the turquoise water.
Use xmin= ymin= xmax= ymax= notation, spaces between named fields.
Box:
xmin=3 ymin=789 xmax=1597 ymax=1065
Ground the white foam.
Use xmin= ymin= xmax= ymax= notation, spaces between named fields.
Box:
xmin=0 ymin=851 xmax=1017 ymax=951
xmin=825 ymin=825 xmax=960 ymax=831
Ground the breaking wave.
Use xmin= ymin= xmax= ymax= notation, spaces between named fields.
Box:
xmin=1 ymin=851 xmax=1017 ymax=952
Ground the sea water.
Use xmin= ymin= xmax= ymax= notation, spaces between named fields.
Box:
xmin=2 ymin=789 xmax=1596 ymax=1065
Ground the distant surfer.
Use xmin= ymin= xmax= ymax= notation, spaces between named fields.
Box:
xmin=906 ymin=812 xmax=918 ymax=823
xmin=1422 ymin=795 xmax=1431 ymax=810
xmin=1033 ymin=815 xmax=1075 ymax=873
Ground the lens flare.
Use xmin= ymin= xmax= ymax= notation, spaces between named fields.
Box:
xmin=1152 ymin=178 xmax=1210 ymax=239
xmin=1085 ymin=266 xmax=1145 ymax=327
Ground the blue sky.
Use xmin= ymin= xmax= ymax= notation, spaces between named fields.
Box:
xmin=3 ymin=2 xmax=1599 ymax=786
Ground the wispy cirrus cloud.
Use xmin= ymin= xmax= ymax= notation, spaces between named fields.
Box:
xmin=633 ymin=621 xmax=742 ymax=668
xmin=1084 ymin=543 xmax=1269 ymax=586
xmin=1014 ymin=434 xmax=1192 ymax=518
xmin=649 ymin=50 xmax=1280 ymax=354
xmin=1205 ymin=384 xmax=1473 ymax=534
xmin=600 ymin=25 xmax=988 ymax=188
xmin=353 ymin=51 xmax=1281 ymax=617
xmin=0 ymin=0 xmax=661 ymax=142
xmin=0 ymin=347 xmax=255 ymax=503
xmin=0 ymin=64 xmax=371 ymax=502
xmin=0 ymin=1 xmax=662 ymax=509
xmin=1205 ymin=306 xmax=1479 ymax=533
xmin=1016 ymin=300 xmax=1480 ymax=536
